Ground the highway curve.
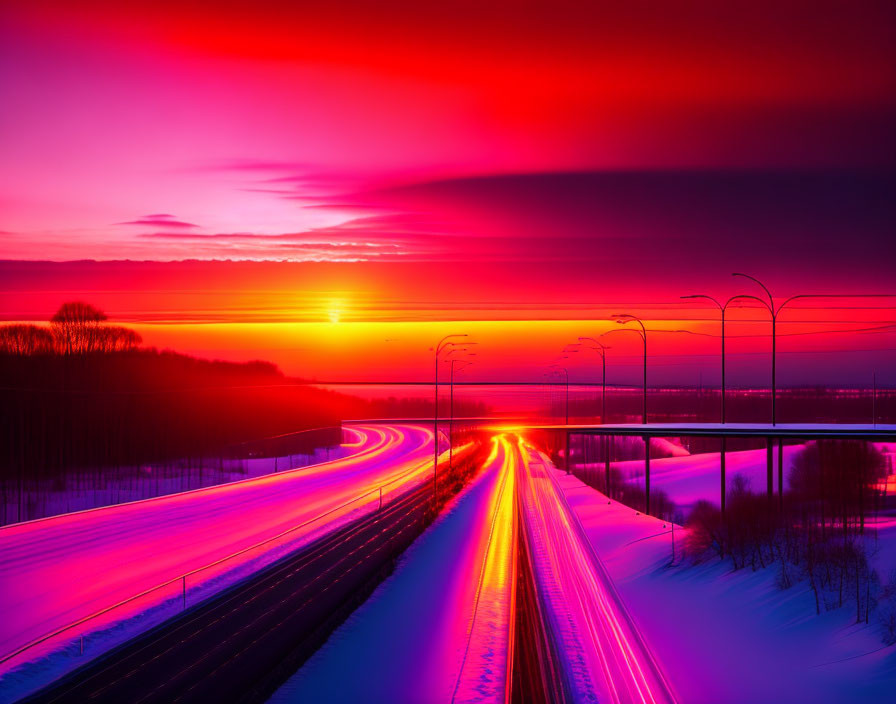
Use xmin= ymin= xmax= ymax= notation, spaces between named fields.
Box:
xmin=0 ymin=424 xmax=436 ymax=682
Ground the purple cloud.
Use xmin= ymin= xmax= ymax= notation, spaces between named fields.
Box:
xmin=117 ymin=214 xmax=199 ymax=228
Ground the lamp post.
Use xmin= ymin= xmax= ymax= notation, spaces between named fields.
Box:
xmin=732 ymin=273 xmax=779 ymax=425
xmin=433 ymin=334 xmax=468 ymax=499
xmin=573 ymin=338 xmax=610 ymax=424
xmin=602 ymin=314 xmax=648 ymax=510
xmin=681 ymin=294 xmax=733 ymax=423
xmin=549 ymin=364 xmax=569 ymax=425
xmin=680 ymin=291 xmax=782 ymax=508
xmin=682 ymin=293 xmax=768 ymax=512
xmin=550 ymin=363 xmax=570 ymax=473
xmin=602 ymin=314 xmax=647 ymax=424
xmin=576 ymin=337 xmax=612 ymax=494
xmin=681 ymin=293 xmax=759 ymax=512
xmin=681 ymin=292 xmax=768 ymax=510
xmin=448 ymin=356 xmax=474 ymax=473
xmin=730 ymin=277 xmax=895 ymax=427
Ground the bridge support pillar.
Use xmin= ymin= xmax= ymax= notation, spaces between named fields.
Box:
xmin=644 ymin=435 xmax=650 ymax=515
xmin=778 ymin=439 xmax=784 ymax=511
xmin=605 ymin=436 xmax=611 ymax=498
xmin=766 ymin=438 xmax=773 ymax=502
xmin=720 ymin=436 xmax=727 ymax=514
xmin=565 ymin=431 xmax=571 ymax=474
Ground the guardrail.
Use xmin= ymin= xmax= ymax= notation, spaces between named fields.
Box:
xmin=0 ymin=440 xmax=476 ymax=689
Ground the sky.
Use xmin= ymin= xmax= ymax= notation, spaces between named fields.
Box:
xmin=1 ymin=1 xmax=895 ymax=384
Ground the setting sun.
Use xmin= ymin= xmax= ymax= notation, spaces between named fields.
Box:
xmin=327 ymin=301 xmax=342 ymax=324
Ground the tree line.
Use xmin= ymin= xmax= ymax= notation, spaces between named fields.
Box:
xmin=686 ymin=440 xmax=895 ymax=643
xmin=0 ymin=301 xmax=142 ymax=355
xmin=0 ymin=301 xmax=490 ymax=524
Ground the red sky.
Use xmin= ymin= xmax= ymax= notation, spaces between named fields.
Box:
xmin=1 ymin=1 xmax=894 ymax=384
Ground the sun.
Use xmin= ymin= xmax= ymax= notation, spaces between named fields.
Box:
xmin=327 ymin=301 xmax=342 ymax=324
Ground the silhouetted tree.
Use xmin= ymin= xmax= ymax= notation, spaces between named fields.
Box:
xmin=790 ymin=440 xmax=886 ymax=536
xmin=684 ymin=441 xmax=888 ymax=636
xmin=50 ymin=301 xmax=107 ymax=354
xmin=0 ymin=324 xmax=55 ymax=355
xmin=96 ymin=326 xmax=142 ymax=352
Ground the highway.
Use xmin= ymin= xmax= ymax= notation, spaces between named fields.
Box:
xmin=273 ymin=434 xmax=518 ymax=704
xmin=0 ymin=424 xmax=437 ymax=683
xmin=23 ymin=460 xmax=445 ymax=703
xmin=2 ymin=424 xmax=686 ymax=703
xmin=517 ymin=439 xmax=677 ymax=704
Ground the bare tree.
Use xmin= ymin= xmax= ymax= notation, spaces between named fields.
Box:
xmin=0 ymin=324 xmax=55 ymax=355
xmin=791 ymin=440 xmax=886 ymax=536
xmin=96 ymin=326 xmax=142 ymax=352
xmin=50 ymin=302 xmax=108 ymax=354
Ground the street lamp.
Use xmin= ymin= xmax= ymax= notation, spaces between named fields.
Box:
xmin=731 ymin=275 xmax=895 ymax=426
xmin=433 ymin=334 xmax=468 ymax=497
xmin=550 ymin=363 xmax=571 ymax=473
xmin=542 ymin=372 xmax=554 ymax=422
xmin=602 ymin=314 xmax=647 ymax=424
xmin=732 ymin=273 xmax=780 ymax=425
xmin=448 ymin=356 xmax=474 ymax=472
xmin=681 ymin=293 xmax=761 ymax=513
xmin=549 ymin=364 xmax=569 ymax=425
xmin=577 ymin=337 xmax=612 ymax=495
xmin=680 ymin=293 xmax=767 ymax=424
xmin=577 ymin=337 xmax=610 ymax=424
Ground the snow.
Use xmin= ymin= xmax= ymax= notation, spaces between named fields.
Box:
xmin=596 ymin=446 xmax=805 ymax=512
xmin=556 ymin=464 xmax=896 ymax=703
xmin=272 ymin=434 xmax=517 ymax=704
xmin=580 ymin=440 xmax=896 ymax=515
xmin=2 ymin=441 xmax=354 ymax=526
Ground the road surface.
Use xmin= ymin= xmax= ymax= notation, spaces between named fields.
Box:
xmin=518 ymin=440 xmax=677 ymax=704
xmin=0 ymin=424 xmax=436 ymax=680
xmin=272 ymin=434 xmax=518 ymax=704
xmin=24 ymin=463 xmax=442 ymax=703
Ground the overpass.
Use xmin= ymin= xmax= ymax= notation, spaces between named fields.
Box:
xmin=356 ymin=419 xmax=896 ymax=513
xmin=519 ymin=422 xmax=896 ymax=514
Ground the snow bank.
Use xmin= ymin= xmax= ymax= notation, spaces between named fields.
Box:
xmin=557 ymin=466 xmax=896 ymax=703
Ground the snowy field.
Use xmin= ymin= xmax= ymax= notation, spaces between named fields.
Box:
xmin=610 ymin=445 xmax=803 ymax=511
xmin=581 ymin=441 xmax=896 ymax=514
xmin=2 ymin=437 xmax=351 ymax=526
xmin=558 ymin=466 xmax=896 ymax=703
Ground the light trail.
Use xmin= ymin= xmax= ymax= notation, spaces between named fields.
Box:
xmin=517 ymin=438 xmax=677 ymax=704
xmin=273 ymin=434 xmax=518 ymax=704
xmin=0 ymin=424 xmax=438 ymax=672
xmin=452 ymin=434 xmax=517 ymax=703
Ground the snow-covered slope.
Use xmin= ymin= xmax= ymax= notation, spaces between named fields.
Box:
xmin=557 ymin=467 xmax=896 ymax=703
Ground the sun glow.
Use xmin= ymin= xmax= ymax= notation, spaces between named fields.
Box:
xmin=327 ymin=301 xmax=343 ymax=324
